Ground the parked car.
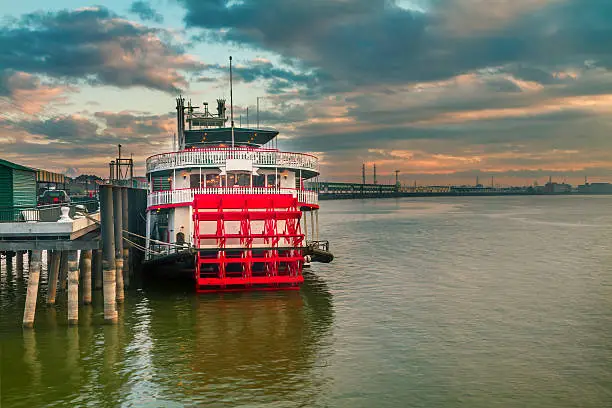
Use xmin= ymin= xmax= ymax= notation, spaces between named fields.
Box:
xmin=39 ymin=190 xmax=71 ymax=205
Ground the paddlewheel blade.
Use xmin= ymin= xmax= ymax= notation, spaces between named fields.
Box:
xmin=193 ymin=194 xmax=304 ymax=292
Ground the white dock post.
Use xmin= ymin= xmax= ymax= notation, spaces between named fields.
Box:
xmin=81 ymin=250 xmax=92 ymax=305
xmin=23 ymin=250 xmax=42 ymax=328
xmin=67 ymin=251 xmax=79 ymax=325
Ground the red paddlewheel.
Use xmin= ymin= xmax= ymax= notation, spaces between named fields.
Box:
xmin=193 ymin=194 xmax=305 ymax=292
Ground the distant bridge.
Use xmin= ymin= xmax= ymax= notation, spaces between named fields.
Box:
xmin=310 ymin=182 xmax=540 ymax=200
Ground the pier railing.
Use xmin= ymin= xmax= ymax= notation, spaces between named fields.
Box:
xmin=147 ymin=187 xmax=318 ymax=208
xmin=146 ymin=148 xmax=319 ymax=174
xmin=0 ymin=201 xmax=99 ymax=223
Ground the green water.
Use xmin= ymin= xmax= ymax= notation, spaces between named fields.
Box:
xmin=2 ymin=196 xmax=612 ymax=407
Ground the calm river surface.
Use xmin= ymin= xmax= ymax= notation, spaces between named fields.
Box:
xmin=1 ymin=196 xmax=612 ymax=407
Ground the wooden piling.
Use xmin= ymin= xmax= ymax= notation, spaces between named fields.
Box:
xmin=81 ymin=250 xmax=93 ymax=305
xmin=23 ymin=250 xmax=42 ymax=328
xmin=113 ymin=186 xmax=125 ymax=303
xmin=16 ymin=251 xmax=24 ymax=279
xmin=93 ymin=249 xmax=103 ymax=290
xmin=58 ymin=251 xmax=68 ymax=291
xmin=6 ymin=253 xmax=14 ymax=278
xmin=47 ymin=250 xmax=60 ymax=305
xmin=67 ymin=251 xmax=79 ymax=325
xmin=100 ymin=185 xmax=118 ymax=323
xmin=121 ymin=187 xmax=130 ymax=287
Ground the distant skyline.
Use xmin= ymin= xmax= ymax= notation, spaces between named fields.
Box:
xmin=2 ymin=0 xmax=612 ymax=186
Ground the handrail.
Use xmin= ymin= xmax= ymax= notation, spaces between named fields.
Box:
xmin=0 ymin=200 xmax=100 ymax=223
xmin=146 ymin=148 xmax=319 ymax=174
xmin=147 ymin=187 xmax=318 ymax=208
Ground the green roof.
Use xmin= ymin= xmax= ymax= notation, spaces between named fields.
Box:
xmin=0 ymin=158 xmax=35 ymax=173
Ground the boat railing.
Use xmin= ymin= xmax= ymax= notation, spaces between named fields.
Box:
xmin=147 ymin=187 xmax=318 ymax=208
xmin=146 ymin=148 xmax=319 ymax=173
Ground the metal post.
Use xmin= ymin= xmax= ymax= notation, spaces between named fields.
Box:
xmin=121 ymin=187 xmax=130 ymax=287
xmin=47 ymin=250 xmax=60 ymax=305
xmin=81 ymin=250 xmax=92 ymax=305
xmin=303 ymin=210 xmax=308 ymax=242
xmin=315 ymin=210 xmax=319 ymax=242
xmin=310 ymin=210 xmax=315 ymax=243
xmin=257 ymin=97 xmax=260 ymax=128
xmin=93 ymin=249 xmax=103 ymax=290
xmin=230 ymin=56 xmax=235 ymax=149
xmin=113 ymin=187 xmax=125 ymax=303
xmin=23 ymin=250 xmax=42 ymax=328
xmin=67 ymin=250 xmax=79 ymax=325
xmin=100 ymin=185 xmax=118 ymax=323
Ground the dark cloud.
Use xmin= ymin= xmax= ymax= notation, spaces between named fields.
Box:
xmin=0 ymin=7 xmax=202 ymax=93
xmin=16 ymin=115 xmax=100 ymax=142
xmin=0 ymin=70 xmax=38 ymax=97
xmin=179 ymin=0 xmax=612 ymax=89
xmin=129 ymin=1 xmax=164 ymax=23
xmin=94 ymin=111 xmax=174 ymax=136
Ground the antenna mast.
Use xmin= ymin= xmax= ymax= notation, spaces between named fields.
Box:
xmin=230 ymin=56 xmax=235 ymax=149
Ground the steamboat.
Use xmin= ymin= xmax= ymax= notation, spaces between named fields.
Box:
xmin=144 ymin=63 xmax=331 ymax=292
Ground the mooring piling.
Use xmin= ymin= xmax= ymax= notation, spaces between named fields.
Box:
xmin=81 ymin=250 xmax=93 ymax=305
xmin=58 ymin=251 xmax=68 ymax=291
xmin=23 ymin=250 xmax=42 ymax=328
xmin=121 ymin=186 xmax=130 ymax=287
xmin=47 ymin=250 xmax=60 ymax=305
xmin=100 ymin=185 xmax=118 ymax=323
xmin=16 ymin=251 xmax=24 ymax=279
xmin=112 ymin=186 xmax=125 ymax=303
xmin=67 ymin=251 xmax=79 ymax=325
xmin=93 ymin=249 xmax=103 ymax=290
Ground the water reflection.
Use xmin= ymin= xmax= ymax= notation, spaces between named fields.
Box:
xmin=1 ymin=269 xmax=334 ymax=407
xmin=140 ymin=272 xmax=334 ymax=406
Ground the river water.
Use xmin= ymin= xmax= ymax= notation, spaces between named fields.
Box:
xmin=1 ymin=196 xmax=612 ymax=407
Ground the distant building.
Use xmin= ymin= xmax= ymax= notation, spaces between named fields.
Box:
xmin=577 ymin=182 xmax=612 ymax=194
xmin=543 ymin=182 xmax=571 ymax=193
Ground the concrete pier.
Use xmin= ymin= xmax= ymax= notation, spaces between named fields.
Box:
xmin=16 ymin=251 xmax=24 ymax=279
xmin=113 ymin=186 xmax=125 ymax=303
xmin=93 ymin=249 xmax=103 ymax=290
xmin=121 ymin=187 xmax=130 ymax=287
xmin=67 ymin=251 xmax=79 ymax=325
xmin=100 ymin=185 xmax=118 ymax=323
xmin=23 ymin=250 xmax=42 ymax=328
xmin=47 ymin=251 xmax=60 ymax=305
xmin=59 ymin=252 xmax=68 ymax=291
xmin=81 ymin=250 xmax=93 ymax=305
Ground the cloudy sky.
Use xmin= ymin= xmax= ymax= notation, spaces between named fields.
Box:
xmin=1 ymin=0 xmax=612 ymax=186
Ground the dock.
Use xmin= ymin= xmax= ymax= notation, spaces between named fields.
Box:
xmin=0 ymin=185 xmax=147 ymax=328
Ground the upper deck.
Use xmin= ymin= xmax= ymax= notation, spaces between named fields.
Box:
xmin=146 ymin=147 xmax=319 ymax=178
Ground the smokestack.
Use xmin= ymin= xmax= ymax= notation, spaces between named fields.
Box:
xmin=362 ymin=164 xmax=366 ymax=185
xmin=373 ymin=164 xmax=377 ymax=185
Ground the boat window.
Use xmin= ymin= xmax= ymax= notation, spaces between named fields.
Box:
xmin=253 ymin=175 xmax=265 ymax=187
xmin=190 ymin=174 xmax=202 ymax=188
xmin=152 ymin=176 xmax=171 ymax=192
xmin=237 ymin=173 xmax=250 ymax=187
xmin=227 ymin=173 xmax=251 ymax=187
xmin=205 ymin=174 xmax=221 ymax=187
xmin=267 ymin=174 xmax=277 ymax=188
